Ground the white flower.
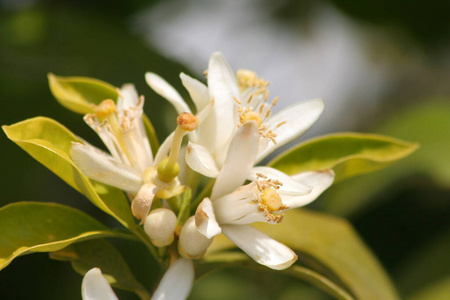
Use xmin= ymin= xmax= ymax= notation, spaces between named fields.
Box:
xmin=82 ymin=259 xmax=194 ymax=300
xmin=194 ymin=121 xmax=334 ymax=270
xmin=146 ymin=52 xmax=325 ymax=178
xmin=70 ymin=85 xmax=184 ymax=221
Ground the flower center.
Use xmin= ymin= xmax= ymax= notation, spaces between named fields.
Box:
xmin=252 ymin=173 xmax=288 ymax=223
xmin=236 ymin=69 xmax=269 ymax=94
xmin=260 ymin=188 xmax=283 ymax=211
xmin=240 ymin=110 xmax=263 ymax=127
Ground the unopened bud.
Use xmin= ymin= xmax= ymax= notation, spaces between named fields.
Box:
xmin=178 ymin=216 xmax=212 ymax=259
xmin=144 ymin=208 xmax=177 ymax=247
xmin=131 ymin=184 xmax=158 ymax=223
xmin=177 ymin=112 xmax=198 ymax=132
xmin=95 ymin=99 xmax=116 ymax=119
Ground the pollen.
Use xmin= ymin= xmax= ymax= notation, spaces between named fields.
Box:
xmin=260 ymin=188 xmax=284 ymax=211
xmin=236 ymin=69 xmax=269 ymax=94
xmin=240 ymin=110 xmax=263 ymax=127
xmin=177 ymin=112 xmax=199 ymax=132
xmin=95 ymin=99 xmax=116 ymax=119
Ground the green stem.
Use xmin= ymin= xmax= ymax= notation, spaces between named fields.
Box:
xmin=191 ymin=178 xmax=215 ymax=213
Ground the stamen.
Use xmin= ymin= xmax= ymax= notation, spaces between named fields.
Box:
xmin=94 ymin=99 xmax=116 ymax=119
xmin=276 ymin=121 xmax=287 ymax=128
xmin=159 ymin=113 xmax=199 ymax=182
xmin=233 ymin=97 xmax=241 ymax=105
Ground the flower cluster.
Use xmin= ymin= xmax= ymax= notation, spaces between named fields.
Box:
xmin=77 ymin=52 xmax=334 ymax=299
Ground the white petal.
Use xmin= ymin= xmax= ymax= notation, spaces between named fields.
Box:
xmin=71 ymin=142 xmax=143 ymax=193
xmin=185 ymin=142 xmax=220 ymax=178
xmin=154 ymin=131 xmax=174 ymax=166
xmin=152 ymin=258 xmax=194 ymax=300
xmin=207 ymin=52 xmax=240 ymax=152
xmin=256 ymin=98 xmax=324 ymax=162
xmin=118 ymin=84 xmax=139 ymax=108
xmin=211 ymin=122 xmax=259 ymax=200
xmin=82 ymin=268 xmax=118 ymax=300
xmin=195 ymin=198 xmax=222 ymax=239
xmin=283 ymin=170 xmax=334 ymax=208
xmin=249 ymin=166 xmax=312 ymax=194
xmin=145 ymin=72 xmax=192 ymax=114
xmin=180 ymin=72 xmax=210 ymax=111
xmin=222 ymin=225 xmax=297 ymax=270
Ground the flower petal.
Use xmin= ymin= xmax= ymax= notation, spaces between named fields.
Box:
xmin=283 ymin=170 xmax=334 ymax=208
xmin=207 ymin=52 xmax=240 ymax=152
xmin=195 ymin=197 xmax=222 ymax=238
xmin=152 ymin=258 xmax=194 ymax=300
xmin=145 ymin=72 xmax=191 ymax=114
xmin=180 ymin=72 xmax=210 ymax=111
xmin=211 ymin=121 xmax=259 ymax=200
xmin=70 ymin=142 xmax=143 ymax=193
xmin=82 ymin=268 xmax=118 ymax=300
xmin=118 ymin=84 xmax=139 ymax=109
xmin=256 ymin=98 xmax=324 ymax=162
xmin=185 ymin=142 xmax=220 ymax=178
xmin=249 ymin=166 xmax=312 ymax=194
xmin=222 ymin=225 xmax=297 ymax=270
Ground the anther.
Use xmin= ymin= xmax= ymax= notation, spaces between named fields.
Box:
xmin=95 ymin=99 xmax=116 ymax=119
xmin=177 ymin=112 xmax=199 ymax=132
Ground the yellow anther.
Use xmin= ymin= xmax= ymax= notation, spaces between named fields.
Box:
xmin=177 ymin=112 xmax=199 ymax=132
xmin=241 ymin=110 xmax=263 ymax=127
xmin=260 ymin=188 xmax=284 ymax=211
xmin=95 ymin=99 xmax=116 ymax=119
xmin=236 ymin=69 xmax=258 ymax=90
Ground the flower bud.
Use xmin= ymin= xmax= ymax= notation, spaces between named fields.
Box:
xmin=144 ymin=208 xmax=177 ymax=247
xmin=178 ymin=216 xmax=212 ymax=259
xmin=131 ymin=183 xmax=158 ymax=223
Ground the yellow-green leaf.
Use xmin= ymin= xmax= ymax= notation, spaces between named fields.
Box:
xmin=208 ymin=209 xmax=399 ymax=299
xmin=257 ymin=209 xmax=399 ymax=300
xmin=51 ymin=239 xmax=150 ymax=300
xmin=269 ymin=132 xmax=419 ymax=182
xmin=0 ymin=202 xmax=127 ymax=270
xmin=2 ymin=117 xmax=136 ymax=228
xmin=48 ymin=73 xmax=118 ymax=114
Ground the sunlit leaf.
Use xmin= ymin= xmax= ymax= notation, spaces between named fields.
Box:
xmin=0 ymin=202 xmax=129 ymax=270
xmin=269 ymin=133 xmax=418 ymax=182
xmin=324 ymin=100 xmax=450 ymax=216
xmin=208 ymin=209 xmax=399 ymax=299
xmin=258 ymin=209 xmax=399 ymax=299
xmin=2 ymin=117 xmax=136 ymax=228
xmin=51 ymin=239 xmax=150 ymax=300
xmin=48 ymin=73 xmax=118 ymax=114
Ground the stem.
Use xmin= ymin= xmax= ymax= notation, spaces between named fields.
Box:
xmin=191 ymin=178 xmax=215 ymax=213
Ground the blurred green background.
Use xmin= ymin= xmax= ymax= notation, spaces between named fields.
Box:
xmin=1 ymin=0 xmax=449 ymax=299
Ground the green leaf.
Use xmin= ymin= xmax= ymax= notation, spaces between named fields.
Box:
xmin=408 ymin=277 xmax=450 ymax=300
xmin=202 ymin=251 xmax=353 ymax=299
xmin=269 ymin=133 xmax=419 ymax=182
xmin=208 ymin=209 xmax=399 ymax=299
xmin=51 ymin=239 xmax=150 ymax=300
xmin=0 ymin=202 xmax=128 ymax=270
xmin=143 ymin=114 xmax=160 ymax=156
xmin=2 ymin=117 xmax=136 ymax=228
xmin=323 ymin=100 xmax=450 ymax=216
xmin=283 ymin=265 xmax=354 ymax=300
xmin=257 ymin=209 xmax=399 ymax=300
xmin=48 ymin=73 xmax=118 ymax=114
